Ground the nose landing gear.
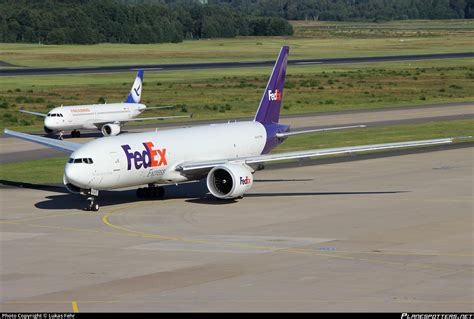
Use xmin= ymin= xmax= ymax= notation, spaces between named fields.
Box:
xmin=84 ymin=189 xmax=100 ymax=211
xmin=86 ymin=196 xmax=99 ymax=211
xmin=71 ymin=130 xmax=81 ymax=138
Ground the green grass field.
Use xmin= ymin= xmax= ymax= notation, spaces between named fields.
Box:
xmin=0 ymin=20 xmax=472 ymax=68
xmin=1 ymin=58 xmax=472 ymax=131
xmin=1 ymin=119 xmax=472 ymax=185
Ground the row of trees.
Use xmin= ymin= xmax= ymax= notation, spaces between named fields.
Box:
xmin=0 ymin=0 xmax=293 ymax=44
xmin=209 ymin=0 xmax=474 ymax=20
xmin=123 ymin=0 xmax=474 ymax=20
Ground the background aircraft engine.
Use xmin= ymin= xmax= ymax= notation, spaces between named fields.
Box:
xmin=101 ymin=123 xmax=121 ymax=136
xmin=206 ymin=164 xmax=254 ymax=199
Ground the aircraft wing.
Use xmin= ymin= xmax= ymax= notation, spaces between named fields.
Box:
xmin=176 ymin=138 xmax=454 ymax=173
xmin=91 ymin=114 xmax=192 ymax=128
xmin=19 ymin=109 xmax=47 ymax=117
xmin=123 ymin=115 xmax=192 ymax=122
xmin=3 ymin=129 xmax=81 ymax=153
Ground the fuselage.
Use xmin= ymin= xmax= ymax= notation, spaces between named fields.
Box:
xmin=64 ymin=121 xmax=270 ymax=191
xmin=44 ymin=103 xmax=146 ymax=131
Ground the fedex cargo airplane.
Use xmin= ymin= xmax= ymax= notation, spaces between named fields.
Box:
xmin=19 ymin=70 xmax=190 ymax=138
xmin=4 ymin=47 xmax=455 ymax=211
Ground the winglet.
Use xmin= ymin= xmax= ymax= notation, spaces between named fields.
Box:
xmin=124 ymin=70 xmax=144 ymax=103
xmin=254 ymin=46 xmax=289 ymax=124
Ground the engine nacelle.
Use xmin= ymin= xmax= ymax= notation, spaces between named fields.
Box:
xmin=206 ymin=164 xmax=254 ymax=199
xmin=101 ymin=123 xmax=121 ymax=136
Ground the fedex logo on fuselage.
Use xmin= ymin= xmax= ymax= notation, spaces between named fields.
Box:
xmin=268 ymin=89 xmax=282 ymax=101
xmin=121 ymin=142 xmax=167 ymax=170
xmin=240 ymin=176 xmax=251 ymax=185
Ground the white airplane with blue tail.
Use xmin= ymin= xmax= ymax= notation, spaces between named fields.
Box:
xmin=19 ymin=70 xmax=190 ymax=138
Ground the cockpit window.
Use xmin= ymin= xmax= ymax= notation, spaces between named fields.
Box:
xmin=69 ymin=158 xmax=93 ymax=164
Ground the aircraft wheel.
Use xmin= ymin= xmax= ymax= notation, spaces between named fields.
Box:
xmin=86 ymin=197 xmax=99 ymax=211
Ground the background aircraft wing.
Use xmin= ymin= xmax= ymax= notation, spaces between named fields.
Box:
xmin=123 ymin=115 xmax=192 ymax=122
xmin=4 ymin=129 xmax=81 ymax=153
xmin=19 ymin=109 xmax=47 ymax=117
xmin=176 ymin=138 xmax=454 ymax=174
xmin=91 ymin=114 xmax=192 ymax=128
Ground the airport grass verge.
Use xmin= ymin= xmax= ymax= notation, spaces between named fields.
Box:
xmin=1 ymin=119 xmax=472 ymax=185
xmin=0 ymin=19 xmax=472 ymax=67
xmin=1 ymin=58 xmax=473 ymax=131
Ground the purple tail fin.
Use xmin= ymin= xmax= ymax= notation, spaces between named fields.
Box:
xmin=254 ymin=46 xmax=289 ymax=124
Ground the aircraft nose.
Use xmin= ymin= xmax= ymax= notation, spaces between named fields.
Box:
xmin=44 ymin=117 xmax=56 ymax=130
xmin=64 ymin=163 xmax=90 ymax=189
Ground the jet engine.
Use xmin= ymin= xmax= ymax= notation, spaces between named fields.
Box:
xmin=206 ymin=163 xmax=254 ymax=199
xmin=101 ymin=123 xmax=121 ymax=136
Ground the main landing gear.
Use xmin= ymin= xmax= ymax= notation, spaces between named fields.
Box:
xmin=71 ymin=130 xmax=81 ymax=138
xmin=137 ymin=185 xmax=165 ymax=199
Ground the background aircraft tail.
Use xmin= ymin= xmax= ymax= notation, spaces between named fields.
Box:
xmin=254 ymin=46 xmax=289 ymax=124
xmin=124 ymin=70 xmax=144 ymax=103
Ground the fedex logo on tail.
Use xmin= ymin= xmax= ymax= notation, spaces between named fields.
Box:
xmin=240 ymin=176 xmax=251 ymax=185
xmin=122 ymin=142 xmax=167 ymax=170
xmin=268 ymin=89 xmax=282 ymax=101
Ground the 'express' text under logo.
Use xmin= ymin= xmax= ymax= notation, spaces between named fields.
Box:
xmin=121 ymin=142 xmax=167 ymax=170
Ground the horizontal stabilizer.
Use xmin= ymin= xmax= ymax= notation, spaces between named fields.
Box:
xmin=276 ymin=125 xmax=366 ymax=138
xmin=145 ymin=106 xmax=174 ymax=110
xmin=4 ymin=129 xmax=81 ymax=153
